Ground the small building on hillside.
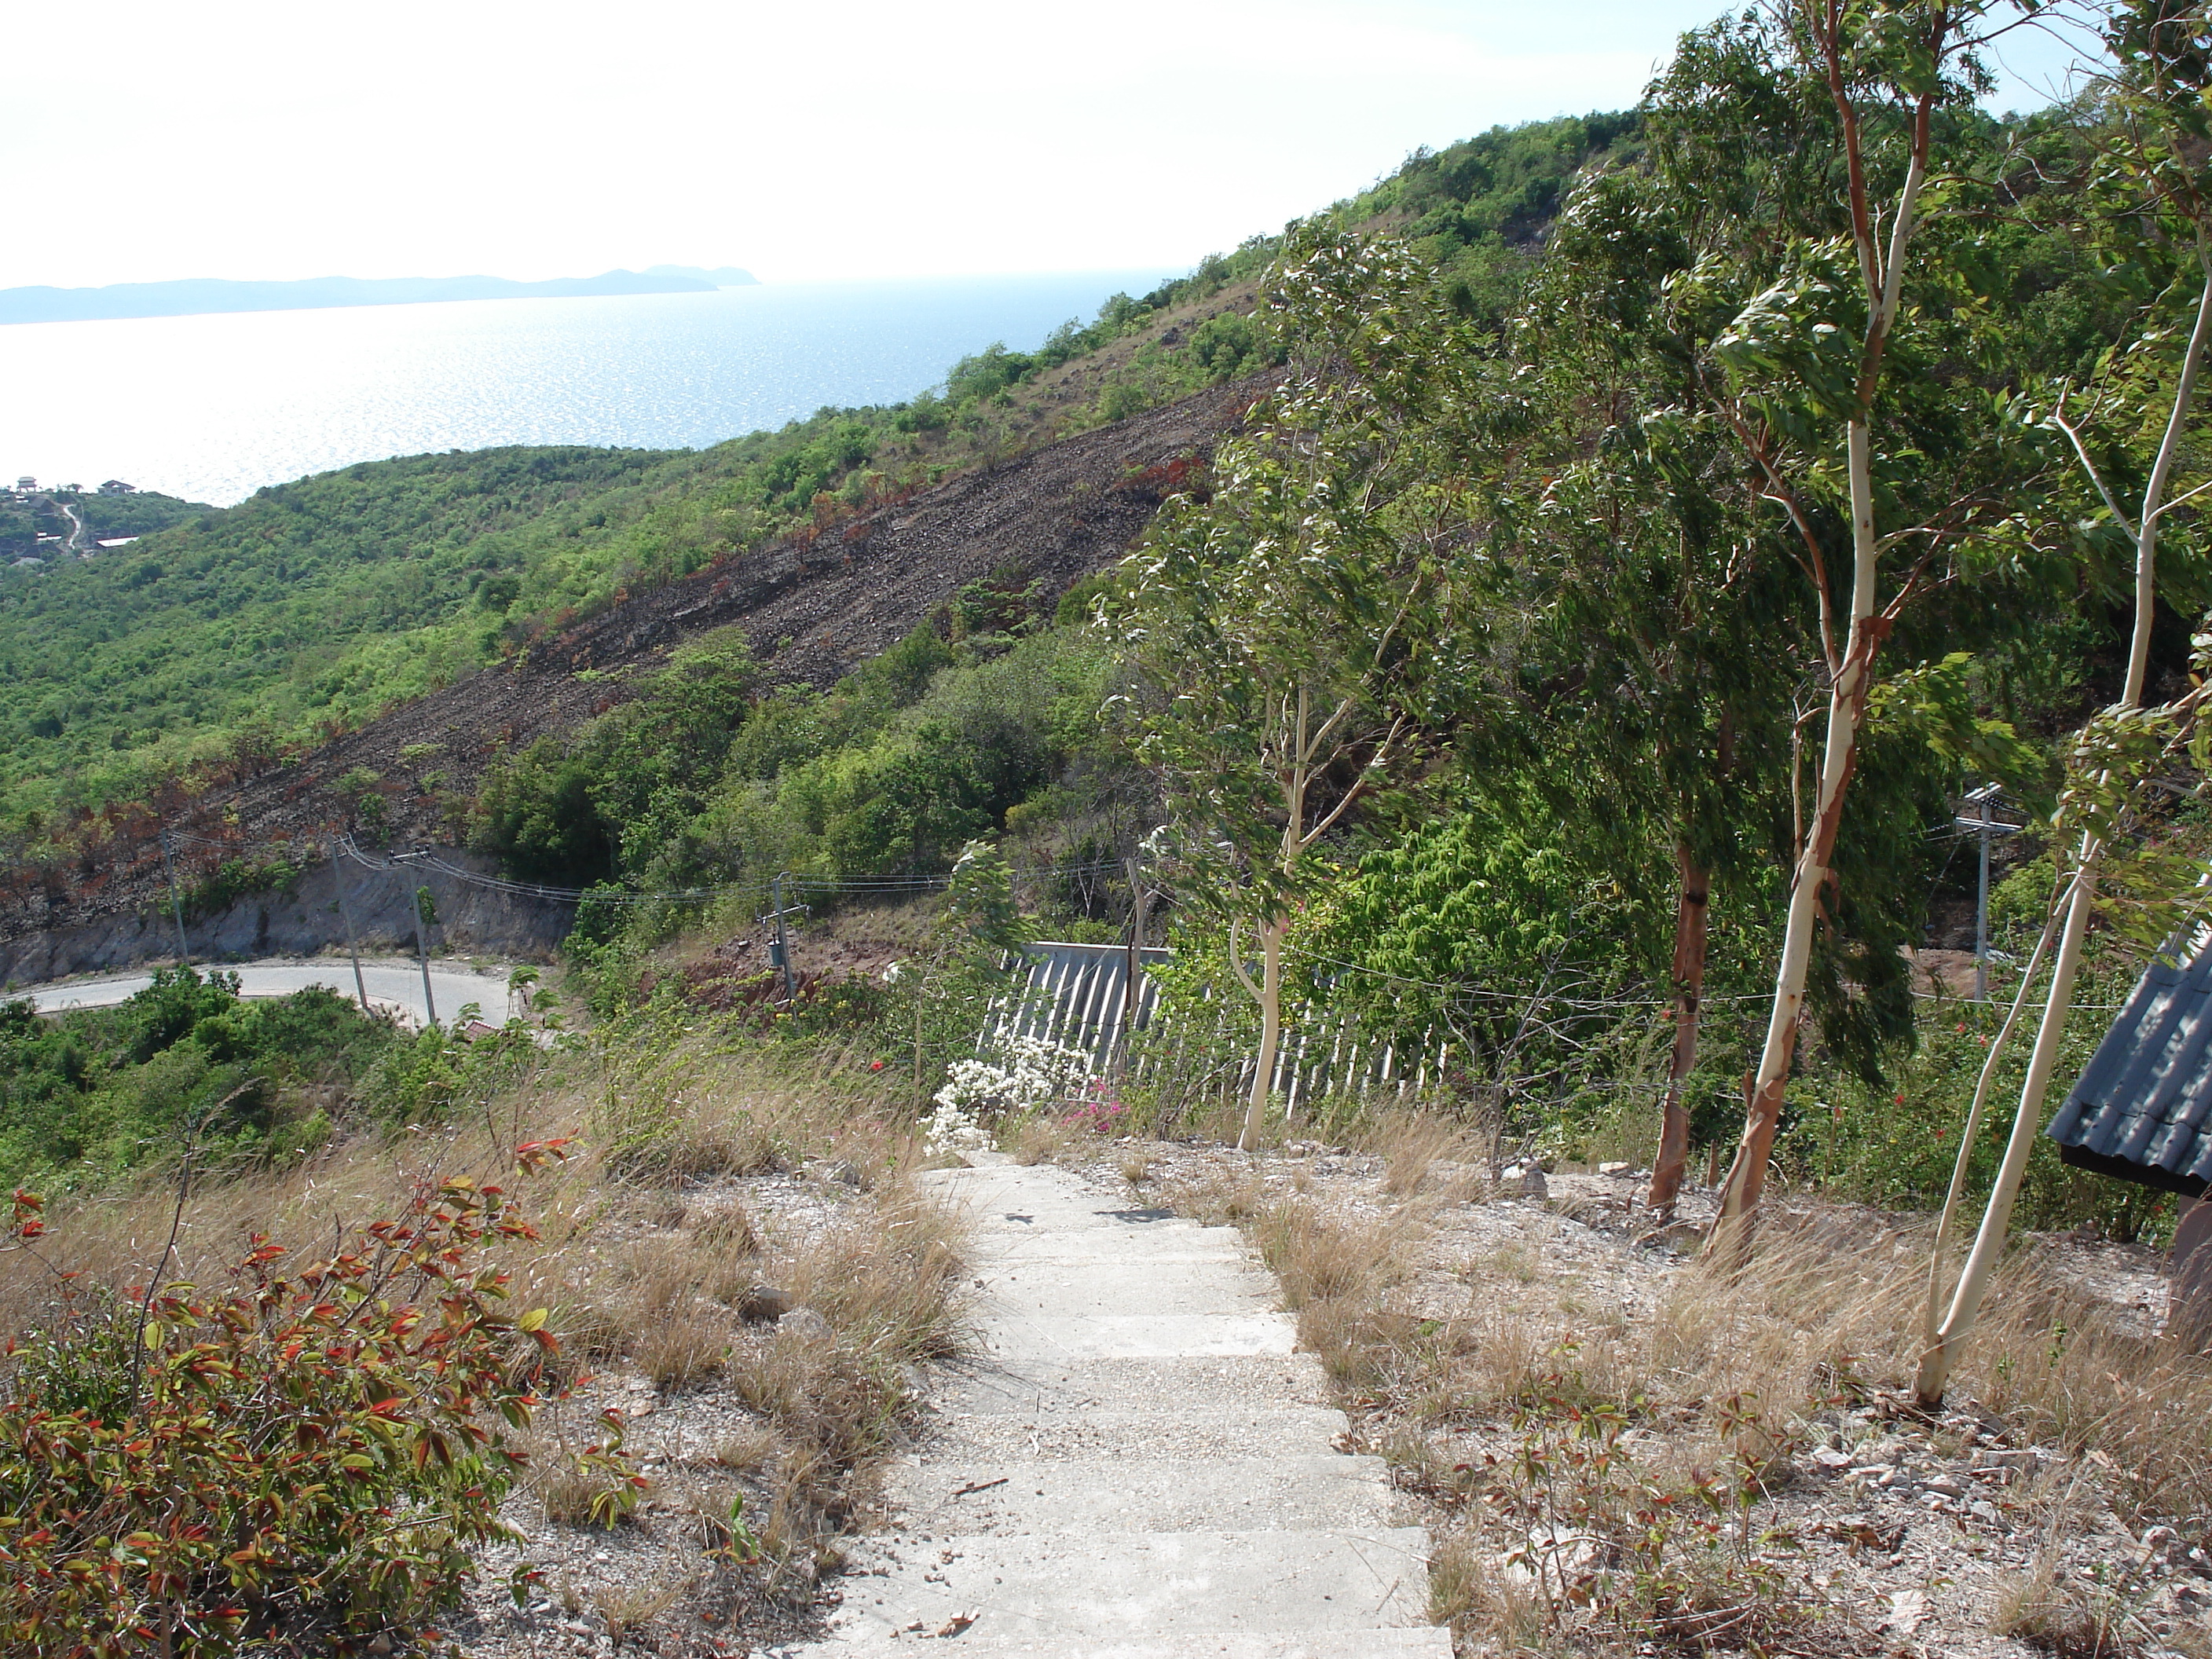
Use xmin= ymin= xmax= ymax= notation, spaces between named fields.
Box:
xmin=97 ymin=479 xmax=137 ymax=495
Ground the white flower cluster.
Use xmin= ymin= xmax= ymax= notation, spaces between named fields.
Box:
xmin=923 ymin=1035 xmax=1099 ymax=1155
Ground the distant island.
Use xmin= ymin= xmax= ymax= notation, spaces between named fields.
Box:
xmin=0 ymin=266 xmax=759 ymax=326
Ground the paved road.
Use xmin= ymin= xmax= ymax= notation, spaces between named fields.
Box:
xmin=14 ymin=957 xmax=522 ymax=1028
xmin=790 ymin=1155 xmax=1447 ymax=1657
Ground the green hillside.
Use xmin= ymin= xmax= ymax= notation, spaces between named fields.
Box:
xmin=0 ymin=114 xmax=1632 ymax=841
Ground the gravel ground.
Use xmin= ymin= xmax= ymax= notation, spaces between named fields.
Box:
xmin=447 ymin=1166 xmax=921 ymax=1659
xmin=1049 ymin=1139 xmax=2212 ymax=1659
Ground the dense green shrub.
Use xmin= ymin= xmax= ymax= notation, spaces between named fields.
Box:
xmin=480 ymin=621 xmax=1112 ymax=906
xmin=0 ymin=970 xmax=397 ymax=1187
xmin=363 ymin=1020 xmax=542 ymax=1125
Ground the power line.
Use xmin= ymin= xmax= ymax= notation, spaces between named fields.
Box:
xmin=334 ymin=840 xmax=1130 ymax=908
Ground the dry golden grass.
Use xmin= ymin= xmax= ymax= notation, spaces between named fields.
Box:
xmin=1009 ymin=1115 xmax=1076 ymax=1166
xmin=588 ymin=1575 xmax=688 ymax=1640
xmin=1156 ymin=1164 xmax=1267 ymax=1225
xmin=1151 ymin=1117 xmax=2210 ymax=1653
xmin=1267 ymin=1186 xmax=2212 ymax=1522
xmin=0 ymin=1026 xmax=969 ymax=1581
xmin=541 ymin=1464 xmax=635 ymax=1529
xmin=1987 ymin=1553 xmax=2167 ymax=1659
xmin=1357 ymin=1109 xmax=1483 ymax=1199
xmin=1426 ymin=1529 xmax=1548 ymax=1649
xmin=714 ymin=1422 xmax=782 ymax=1474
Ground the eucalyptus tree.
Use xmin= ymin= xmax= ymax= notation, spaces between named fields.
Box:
xmin=1500 ymin=158 xmax=1818 ymax=1216
xmin=1486 ymin=13 xmax=2053 ymax=1217
xmin=1614 ymin=0 xmax=2066 ymax=1258
xmin=1106 ymin=227 xmax=1477 ymax=1151
xmin=1920 ymin=0 xmax=2212 ymax=1402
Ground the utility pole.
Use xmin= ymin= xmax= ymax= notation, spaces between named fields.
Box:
xmin=1954 ymin=783 xmax=2022 ymax=1002
xmin=394 ymin=851 xmax=438 ymax=1027
xmin=156 ymin=830 xmax=190 ymax=966
xmin=767 ymin=873 xmax=797 ymax=1001
xmin=329 ymin=839 xmax=370 ymax=1013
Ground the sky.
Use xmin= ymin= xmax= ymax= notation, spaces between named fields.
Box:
xmin=5 ymin=1 xmax=2091 ymax=293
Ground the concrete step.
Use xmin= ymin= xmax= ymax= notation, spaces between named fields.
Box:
xmin=921 ymin=1402 xmax=1351 ymax=1464
xmin=822 ymin=1526 xmax=1437 ymax=1646
xmin=969 ymin=1231 xmax=1251 ymax=1265
xmin=928 ymin=1354 xmax=1337 ymax=1418
xmin=883 ymin=1455 xmax=1393 ymax=1536
xmin=953 ymin=1203 xmax=1230 ymax=1242
xmin=978 ymin=1312 xmax=1296 ymax=1365
xmin=776 ymin=1628 xmax=1455 ymax=1657
xmin=976 ymin=1258 xmax=1279 ymax=1319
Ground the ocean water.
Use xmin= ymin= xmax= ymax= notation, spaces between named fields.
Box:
xmin=0 ymin=271 xmax=1180 ymax=507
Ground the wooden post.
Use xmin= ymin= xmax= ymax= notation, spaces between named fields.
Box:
xmin=2172 ymin=1194 xmax=2212 ymax=1350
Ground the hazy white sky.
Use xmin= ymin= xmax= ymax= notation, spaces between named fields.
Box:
xmin=5 ymin=1 xmax=2087 ymax=291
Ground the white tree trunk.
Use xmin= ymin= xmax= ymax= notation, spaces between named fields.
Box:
xmin=1240 ymin=917 xmax=1286 ymax=1152
xmin=1707 ymin=420 xmax=1884 ymax=1261
xmin=1916 ymin=262 xmax=2212 ymax=1403
xmin=1920 ymin=882 xmax=2070 ymax=1357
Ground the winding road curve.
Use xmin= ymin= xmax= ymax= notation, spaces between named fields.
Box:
xmin=14 ymin=956 xmax=522 ymax=1028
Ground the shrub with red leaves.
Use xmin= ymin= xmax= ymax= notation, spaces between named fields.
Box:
xmin=0 ymin=1145 xmax=633 ymax=1655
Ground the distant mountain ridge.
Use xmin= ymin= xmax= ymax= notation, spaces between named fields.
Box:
xmin=0 ymin=266 xmax=760 ymax=326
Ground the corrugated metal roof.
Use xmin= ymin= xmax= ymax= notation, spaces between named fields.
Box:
xmin=2045 ymin=941 xmax=2212 ymax=1192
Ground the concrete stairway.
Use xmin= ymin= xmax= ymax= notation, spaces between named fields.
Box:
xmin=780 ymin=1155 xmax=1448 ymax=1658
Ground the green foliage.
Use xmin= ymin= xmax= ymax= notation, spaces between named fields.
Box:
xmin=361 ymin=1020 xmax=541 ymax=1126
xmin=938 ymin=838 xmax=1023 ymax=954
xmin=1783 ymin=948 xmax=2174 ymax=1241
xmin=1346 ymin=111 xmax=1643 ymax=326
xmin=1108 ymin=225 xmax=1477 ymax=921
xmin=0 ymin=1154 xmax=631 ymax=1654
xmin=0 ymin=969 xmax=396 ymax=1188
xmin=181 ymin=857 xmax=300 ymax=922
xmin=1306 ymin=788 xmax=1668 ymax=1075
xmin=487 ymin=624 xmax=1109 ymax=918
xmin=476 ymin=629 xmax=760 ymax=885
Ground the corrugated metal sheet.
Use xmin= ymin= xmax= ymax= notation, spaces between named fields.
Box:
xmin=987 ymin=941 xmax=1171 ymax=1072
xmin=981 ymin=943 xmax=1464 ymax=1121
xmin=2045 ymin=941 xmax=2212 ymax=1192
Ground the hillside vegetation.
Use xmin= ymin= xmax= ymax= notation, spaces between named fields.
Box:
xmin=13 ymin=7 xmax=2212 ymax=1654
xmin=0 ymin=112 xmax=1628 ymax=842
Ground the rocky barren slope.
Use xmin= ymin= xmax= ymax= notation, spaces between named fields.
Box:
xmin=0 ymin=379 xmax=1263 ymax=965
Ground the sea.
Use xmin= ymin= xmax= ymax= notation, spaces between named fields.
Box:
xmin=0 ymin=270 xmax=1181 ymax=507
